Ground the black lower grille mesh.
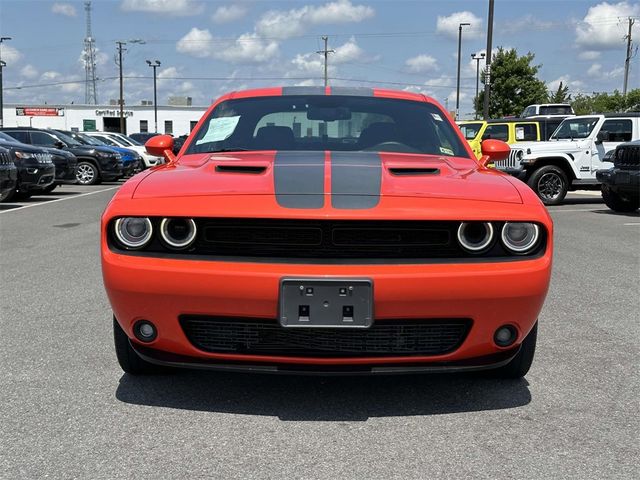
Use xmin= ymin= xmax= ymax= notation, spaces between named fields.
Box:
xmin=180 ymin=316 xmax=471 ymax=357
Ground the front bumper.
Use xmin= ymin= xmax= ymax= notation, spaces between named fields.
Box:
xmin=101 ymin=161 xmax=124 ymax=181
xmin=104 ymin=250 xmax=552 ymax=369
xmin=596 ymin=168 xmax=640 ymax=195
xmin=17 ymin=164 xmax=56 ymax=191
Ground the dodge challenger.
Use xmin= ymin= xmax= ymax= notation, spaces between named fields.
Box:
xmin=102 ymin=86 xmax=553 ymax=378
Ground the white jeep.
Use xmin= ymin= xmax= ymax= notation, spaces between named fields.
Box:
xmin=497 ymin=113 xmax=640 ymax=205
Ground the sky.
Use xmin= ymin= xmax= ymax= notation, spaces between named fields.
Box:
xmin=0 ymin=0 xmax=638 ymax=119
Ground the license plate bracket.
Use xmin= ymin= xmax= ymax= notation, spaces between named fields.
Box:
xmin=279 ymin=278 xmax=373 ymax=328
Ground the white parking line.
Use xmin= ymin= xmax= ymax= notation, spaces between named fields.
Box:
xmin=623 ymin=222 xmax=640 ymax=226
xmin=0 ymin=186 xmax=119 ymax=214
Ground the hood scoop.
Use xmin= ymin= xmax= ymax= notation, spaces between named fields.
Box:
xmin=215 ymin=164 xmax=267 ymax=174
xmin=388 ymin=167 xmax=440 ymax=176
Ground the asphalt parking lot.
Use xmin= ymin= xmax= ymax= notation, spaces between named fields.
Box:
xmin=1 ymin=184 xmax=638 ymax=479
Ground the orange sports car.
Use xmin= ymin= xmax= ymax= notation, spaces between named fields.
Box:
xmin=102 ymin=86 xmax=552 ymax=377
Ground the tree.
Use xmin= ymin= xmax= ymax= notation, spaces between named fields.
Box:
xmin=475 ymin=48 xmax=548 ymax=118
xmin=548 ymin=82 xmax=571 ymax=103
xmin=571 ymin=89 xmax=640 ymax=114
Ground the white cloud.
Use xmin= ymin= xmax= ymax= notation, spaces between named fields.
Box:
xmin=52 ymin=2 xmax=77 ymax=17
xmin=289 ymin=37 xmax=366 ymax=77
xmin=587 ymin=63 xmax=625 ymax=80
xmin=588 ymin=63 xmax=603 ymax=77
xmin=256 ymin=0 xmax=374 ymax=40
xmin=121 ymin=0 xmax=204 ymax=16
xmin=212 ymin=4 xmax=247 ymax=24
xmin=436 ymin=11 xmax=483 ymax=40
xmin=333 ymin=37 xmax=366 ymax=64
xmin=424 ymin=75 xmax=454 ymax=88
xmin=579 ymin=50 xmax=601 ymax=60
xmin=176 ymin=28 xmax=279 ymax=63
xmin=405 ymin=54 xmax=439 ymax=73
xmin=1 ymin=45 xmax=22 ymax=64
xmin=20 ymin=64 xmax=38 ymax=79
xmin=575 ymin=1 xmax=640 ymax=50
xmin=501 ymin=14 xmax=554 ymax=34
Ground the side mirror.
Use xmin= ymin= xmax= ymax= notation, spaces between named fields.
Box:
xmin=595 ymin=131 xmax=608 ymax=144
xmin=54 ymin=141 xmax=66 ymax=149
xmin=602 ymin=150 xmax=615 ymax=162
xmin=145 ymin=135 xmax=176 ymax=164
xmin=479 ymin=139 xmax=510 ymax=168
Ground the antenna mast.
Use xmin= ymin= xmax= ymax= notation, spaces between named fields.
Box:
xmin=83 ymin=1 xmax=98 ymax=104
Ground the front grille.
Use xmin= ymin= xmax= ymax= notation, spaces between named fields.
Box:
xmin=196 ymin=219 xmax=459 ymax=259
xmin=180 ymin=316 xmax=471 ymax=357
xmin=614 ymin=145 xmax=640 ymax=170
xmin=496 ymin=149 xmax=522 ymax=170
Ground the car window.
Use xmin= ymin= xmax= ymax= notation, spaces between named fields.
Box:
xmin=3 ymin=130 xmax=30 ymax=143
xmin=31 ymin=131 xmax=59 ymax=147
xmin=187 ymin=95 xmax=469 ymax=157
xmin=602 ymin=119 xmax=632 ymax=142
xmin=459 ymin=123 xmax=483 ymax=140
xmin=483 ymin=124 xmax=509 ymax=141
xmin=514 ymin=123 xmax=538 ymax=141
xmin=540 ymin=105 xmax=573 ymax=115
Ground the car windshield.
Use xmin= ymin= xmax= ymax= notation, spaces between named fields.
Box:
xmin=458 ymin=123 xmax=483 ymax=140
xmin=551 ymin=117 xmax=599 ymax=140
xmin=540 ymin=105 xmax=573 ymax=115
xmin=95 ymin=135 xmax=124 ymax=147
xmin=186 ymin=95 xmax=469 ymax=157
xmin=114 ymin=135 xmax=142 ymax=146
xmin=78 ymin=133 xmax=106 ymax=146
xmin=52 ymin=131 xmax=82 ymax=146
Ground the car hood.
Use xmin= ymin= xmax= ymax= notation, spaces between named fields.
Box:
xmin=0 ymin=140 xmax=49 ymax=154
xmin=513 ymin=140 xmax=586 ymax=155
xmin=132 ymin=151 xmax=522 ymax=204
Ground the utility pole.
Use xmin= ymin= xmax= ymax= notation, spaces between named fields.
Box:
xmin=316 ymin=36 xmax=334 ymax=87
xmin=471 ymin=52 xmax=486 ymax=120
xmin=0 ymin=37 xmax=11 ymax=129
xmin=146 ymin=60 xmax=161 ymax=133
xmin=455 ymin=23 xmax=470 ymax=121
xmin=115 ymin=39 xmax=144 ymax=134
xmin=482 ymin=0 xmax=495 ymax=120
xmin=623 ymin=17 xmax=636 ymax=97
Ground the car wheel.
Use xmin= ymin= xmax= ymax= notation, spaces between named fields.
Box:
xmin=527 ymin=166 xmax=568 ymax=205
xmin=76 ymin=161 xmax=99 ymax=185
xmin=490 ymin=322 xmax=537 ymax=379
xmin=42 ymin=184 xmax=57 ymax=194
xmin=601 ymin=185 xmax=639 ymax=212
xmin=113 ymin=316 xmax=163 ymax=375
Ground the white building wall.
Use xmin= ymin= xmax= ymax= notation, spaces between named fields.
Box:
xmin=2 ymin=104 xmax=208 ymax=137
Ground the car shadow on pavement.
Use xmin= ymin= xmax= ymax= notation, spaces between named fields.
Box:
xmin=115 ymin=371 xmax=531 ymax=421
xmin=560 ymin=197 xmax=604 ymax=205
xmin=592 ymin=209 xmax=639 ymax=217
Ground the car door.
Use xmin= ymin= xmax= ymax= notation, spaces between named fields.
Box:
xmin=592 ymin=119 xmax=633 ymax=173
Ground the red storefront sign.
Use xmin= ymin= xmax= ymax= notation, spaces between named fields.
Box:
xmin=15 ymin=107 xmax=65 ymax=117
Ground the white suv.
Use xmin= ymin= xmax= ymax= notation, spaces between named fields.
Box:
xmin=522 ymin=104 xmax=575 ymax=118
xmin=84 ymin=132 xmax=163 ymax=168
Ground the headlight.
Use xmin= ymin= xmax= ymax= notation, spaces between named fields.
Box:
xmin=160 ymin=218 xmax=197 ymax=249
xmin=14 ymin=151 xmax=34 ymax=160
xmin=501 ymin=222 xmax=540 ymax=254
xmin=515 ymin=150 xmax=524 ymax=161
xmin=457 ymin=222 xmax=494 ymax=253
xmin=15 ymin=151 xmax=52 ymax=163
xmin=114 ymin=217 xmax=153 ymax=249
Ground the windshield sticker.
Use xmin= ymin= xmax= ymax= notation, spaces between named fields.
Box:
xmin=431 ymin=113 xmax=443 ymax=122
xmin=515 ymin=127 xmax=525 ymax=140
xmin=439 ymin=146 xmax=454 ymax=156
xmin=196 ymin=116 xmax=240 ymax=145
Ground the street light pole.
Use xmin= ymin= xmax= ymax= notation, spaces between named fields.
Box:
xmin=115 ymin=39 xmax=144 ymax=134
xmin=471 ymin=52 xmax=486 ymax=119
xmin=455 ymin=23 xmax=470 ymax=121
xmin=0 ymin=37 xmax=12 ymax=129
xmin=146 ymin=60 xmax=161 ymax=133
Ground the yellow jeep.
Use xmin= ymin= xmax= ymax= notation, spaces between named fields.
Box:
xmin=458 ymin=119 xmax=549 ymax=159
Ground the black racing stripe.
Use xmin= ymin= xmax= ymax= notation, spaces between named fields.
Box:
xmin=330 ymin=87 xmax=374 ymax=97
xmin=274 ymin=151 xmax=325 ymax=209
xmin=331 ymin=152 xmax=381 ymax=209
xmin=281 ymin=86 xmax=326 ymax=96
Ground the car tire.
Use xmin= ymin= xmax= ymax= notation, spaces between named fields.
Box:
xmin=42 ymin=184 xmax=57 ymax=194
xmin=113 ymin=316 xmax=163 ymax=375
xmin=527 ymin=165 xmax=568 ymax=205
xmin=75 ymin=161 xmax=100 ymax=185
xmin=601 ymin=185 xmax=639 ymax=212
xmin=491 ymin=322 xmax=537 ymax=379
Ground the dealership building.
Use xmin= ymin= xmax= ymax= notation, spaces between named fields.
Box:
xmin=1 ymin=102 xmax=208 ymax=137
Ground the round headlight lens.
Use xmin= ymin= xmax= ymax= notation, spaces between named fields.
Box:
xmin=114 ymin=217 xmax=153 ymax=249
xmin=160 ymin=218 xmax=197 ymax=249
xmin=457 ymin=222 xmax=494 ymax=253
xmin=516 ymin=149 xmax=524 ymax=161
xmin=501 ymin=222 xmax=540 ymax=253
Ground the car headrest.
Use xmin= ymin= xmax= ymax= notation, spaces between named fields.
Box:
xmin=254 ymin=126 xmax=295 ymax=150
xmin=358 ymin=122 xmax=400 ymax=148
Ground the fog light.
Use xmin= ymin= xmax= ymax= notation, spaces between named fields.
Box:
xmin=133 ymin=320 xmax=157 ymax=342
xmin=494 ymin=325 xmax=517 ymax=347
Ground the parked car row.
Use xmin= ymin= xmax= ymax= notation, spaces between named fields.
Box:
xmin=0 ymin=127 xmax=164 ymax=201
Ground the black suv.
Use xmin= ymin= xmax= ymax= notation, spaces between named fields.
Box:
xmin=596 ymin=140 xmax=639 ymax=212
xmin=0 ymin=127 xmax=123 ymax=185
xmin=0 ymin=134 xmax=55 ymax=200
xmin=0 ymin=146 xmax=18 ymax=202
